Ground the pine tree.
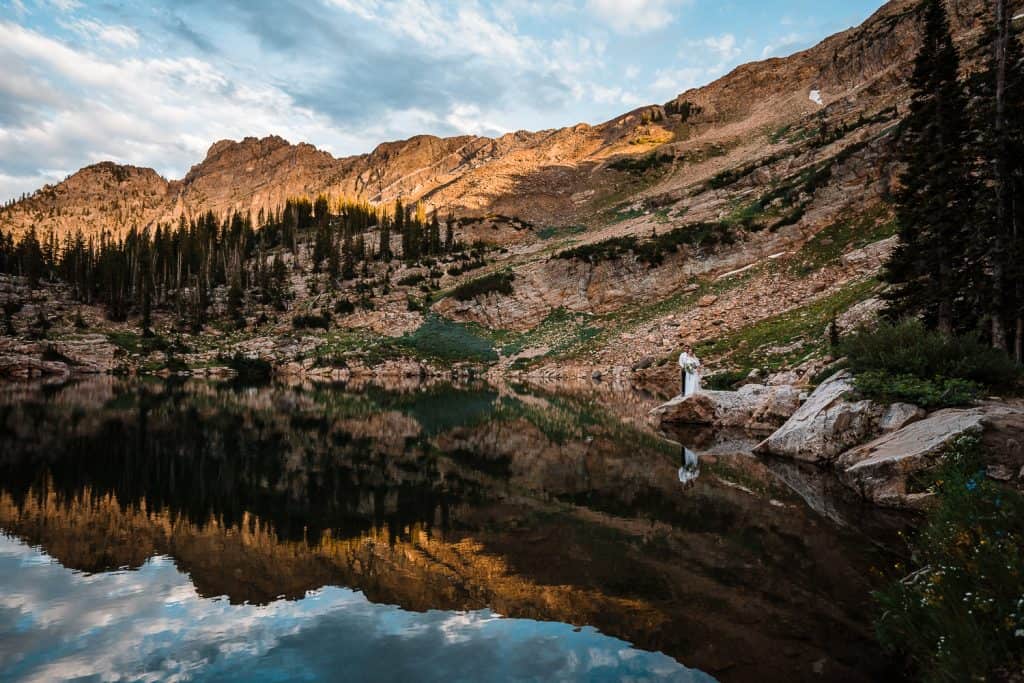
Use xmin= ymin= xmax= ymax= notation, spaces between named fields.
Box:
xmin=341 ymin=231 xmax=356 ymax=280
xmin=445 ymin=212 xmax=455 ymax=253
xmin=16 ymin=227 xmax=45 ymax=288
xmin=227 ymin=275 xmax=245 ymax=329
xmin=967 ymin=1 xmax=1024 ymax=358
xmin=884 ymin=0 xmax=975 ymax=334
xmin=429 ymin=212 xmax=441 ymax=255
xmin=379 ymin=218 xmax=392 ymax=261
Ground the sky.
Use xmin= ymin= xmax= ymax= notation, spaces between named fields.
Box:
xmin=0 ymin=0 xmax=885 ymax=203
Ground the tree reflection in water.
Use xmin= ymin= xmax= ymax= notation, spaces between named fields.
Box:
xmin=0 ymin=378 xmax=908 ymax=683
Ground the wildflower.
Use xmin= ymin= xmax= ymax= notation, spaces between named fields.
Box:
xmin=965 ymin=479 xmax=978 ymax=492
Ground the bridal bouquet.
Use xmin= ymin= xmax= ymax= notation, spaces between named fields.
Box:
xmin=680 ymin=357 xmax=701 ymax=374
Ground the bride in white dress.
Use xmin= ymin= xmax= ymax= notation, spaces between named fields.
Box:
xmin=678 ymin=346 xmax=702 ymax=397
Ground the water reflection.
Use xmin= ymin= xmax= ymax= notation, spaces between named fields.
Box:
xmin=0 ymin=536 xmax=711 ymax=683
xmin=678 ymin=447 xmax=700 ymax=486
xmin=0 ymin=379 xmax=904 ymax=682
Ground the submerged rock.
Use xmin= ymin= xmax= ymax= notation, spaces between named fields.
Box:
xmin=754 ymin=372 xmax=882 ymax=463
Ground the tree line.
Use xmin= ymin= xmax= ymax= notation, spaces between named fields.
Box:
xmin=0 ymin=194 xmax=458 ymax=332
xmin=885 ymin=0 xmax=1024 ymax=362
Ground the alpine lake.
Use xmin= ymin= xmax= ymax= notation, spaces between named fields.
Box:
xmin=0 ymin=377 xmax=910 ymax=682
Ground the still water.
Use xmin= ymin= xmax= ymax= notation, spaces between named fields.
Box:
xmin=0 ymin=379 xmax=904 ymax=682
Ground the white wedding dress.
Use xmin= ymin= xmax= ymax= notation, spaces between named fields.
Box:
xmin=678 ymin=352 xmax=702 ymax=397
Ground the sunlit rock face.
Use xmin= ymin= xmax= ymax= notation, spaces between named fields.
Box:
xmin=0 ymin=379 xmax=906 ymax=682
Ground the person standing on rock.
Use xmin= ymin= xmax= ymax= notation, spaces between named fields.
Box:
xmin=679 ymin=345 xmax=702 ymax=397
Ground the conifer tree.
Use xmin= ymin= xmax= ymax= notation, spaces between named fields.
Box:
xmin=16 ymin=227 xmax=45 ymax=287
xmin=445 ymin=212 xmax=455 ymax=253
xmin=962 ymin=1 xmax=1024 ymax=358
xmin=379 ymin=218 xmax=392 ymax=261
xmin=884 ymin=0 xmax=974 ymax=334
xmin=428 ymin=211 xmax=441 ymax=255
xmin=341 ymin=231 xmax=356 ymax=280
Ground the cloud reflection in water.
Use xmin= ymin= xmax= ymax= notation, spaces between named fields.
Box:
xmin=0 ymin=535 xmax=715 ymax=682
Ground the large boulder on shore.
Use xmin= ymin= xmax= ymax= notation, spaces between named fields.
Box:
xmin=755 ymin=372 xmax=892 ymax=463
xmin=838 ymin=404 xmax=1024 ymax=509
xmin=651 ymin=384 xmax=801 ymax=431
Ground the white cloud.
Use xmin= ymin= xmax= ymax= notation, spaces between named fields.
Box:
xmin=585 ymin=0 xmax=688 ymax=34
xmin=60 ymin=18 xmax=140 ymax=48
xmin=761 ymin=32 xmax=805 ymax=59
xmin=45 ymin=0 xmax=81 ymax=10
xmin=691 ymin=33 xmax=740 ymax=61
xmin=0 ymin=21 xmax=354 ymax=190
xmin=651 ymin=65 xmax=715 ymax=97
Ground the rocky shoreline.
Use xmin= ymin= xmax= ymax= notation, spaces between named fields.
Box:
xmin=653 ymin=371 xmax=1024 ymax=510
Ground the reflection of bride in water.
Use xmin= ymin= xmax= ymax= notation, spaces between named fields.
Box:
xmin=678 ymin=445 xmax=700 ymax=485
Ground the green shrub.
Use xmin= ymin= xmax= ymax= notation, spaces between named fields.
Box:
xmin=705 ymin=369 xmax=750 ymax=390
xmin=397 ymin=273 xmax=426 ymax=287
xmin=293 ymin=313 xmax=331 ymax=330
xmin=334 ymin=299 xmax=355 ymax=316
xmin=556 ymin=222 xmax=734 ymax=266
xmin=452 ymin=272 xmax=514 ymax=301
xmin=875 ymin=435 xmax=1024 ymax=682
xmin=840 ymin=320 xmax=1021 ymax=394
xmin=607 ymin=152 xmax=672 ymax=175
xmin=853 ymin=371 xmax=981 ymax=409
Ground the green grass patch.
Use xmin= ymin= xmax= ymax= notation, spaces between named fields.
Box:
xmin=788 ymin=208 xmax=896 ymax=276
xmin=691 ymin=278 xmax=880 ymax=375
xmin=536 ymin=224 xmax=587 ymax=241
xmin=107 ymin=331 xmax=171 ymax=356
xmin=396 ymin=314 xmax=498 ymax=364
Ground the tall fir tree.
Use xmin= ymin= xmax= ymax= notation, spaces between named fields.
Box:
xmin=883 ymin=0 xmax=975 ymax=334
xmin=445 ymin=212 xmax=455 ymax=253
xmin=965 ymin=0 xmax=1024 ymax=358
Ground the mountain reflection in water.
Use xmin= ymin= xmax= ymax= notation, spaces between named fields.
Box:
xmin=0 ymin=379 xmax=904 ymax=682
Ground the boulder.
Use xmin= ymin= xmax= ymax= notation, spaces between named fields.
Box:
xmin=877 ymin=403 xmax=927 ymax=434
xmin=755 ymin=372 xmax=883 ymax=463
xmin=651 ymin=384 xmax=801 ymax=431
xmin=839 ymin=404 xmax=1024 ymax=509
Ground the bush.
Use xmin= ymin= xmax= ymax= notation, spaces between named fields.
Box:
xmin=705 ymin=369 xmax=750 ymax=390
xmin=875 ymin=435 xmax=1024 ymax=682
xmin=334 ymin=299 xmax=355 ymax=316
xmin=853 ymin=371 xmax=981 ymax=409
xmin=293 ymin=313 xmax=330 ymax=330
xmin=452 ymin=272 xmax=514 ymax=301
xmin=556 ymin=222 xmax=735 ymax=266
xmin=840 ymin=320 xmax=1021 ymax=401
xmin=397 ymin=273 xmax=426 ymax=287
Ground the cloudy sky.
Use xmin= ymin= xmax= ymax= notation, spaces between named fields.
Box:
xmin=0 ymin=0 xmax=884 ymax=202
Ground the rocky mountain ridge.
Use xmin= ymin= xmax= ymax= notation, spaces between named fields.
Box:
xmin=2 ymin=0 xmax=1015 ymax=243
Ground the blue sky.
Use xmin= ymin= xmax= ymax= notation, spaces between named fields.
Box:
xmin=0 ymin=0 xmax=885 ymax=202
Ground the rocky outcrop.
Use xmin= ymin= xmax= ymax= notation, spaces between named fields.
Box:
xmin=836 ymin=405 xmax=1024 ymax=509
xmin=755 ymin=372 xmax=888 ymax=463
xmin=651 ymin=384 xmax=801 ymax=431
